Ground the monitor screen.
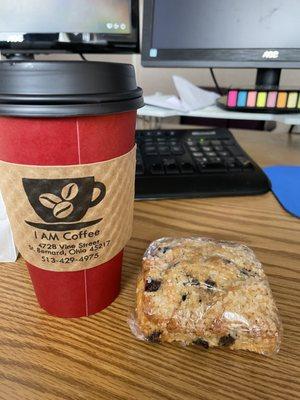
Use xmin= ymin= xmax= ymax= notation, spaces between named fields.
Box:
xmin=0 ymin=0 xmax=131 ymax=35
xmin=142 ymin=0 xmax=300 ymax=67
xmin=0 ymin=0 xmax=139 ymax=54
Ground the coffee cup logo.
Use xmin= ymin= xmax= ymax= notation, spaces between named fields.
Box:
xmin=23 ymin=177 xmax=106 ymax=231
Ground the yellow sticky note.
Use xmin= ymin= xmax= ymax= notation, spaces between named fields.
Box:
xmin=256 ymin=92 xmax=267 ymax=107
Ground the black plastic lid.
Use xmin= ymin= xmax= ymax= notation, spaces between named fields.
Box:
xmin=0 ymin=61 xmax=143 ymax=117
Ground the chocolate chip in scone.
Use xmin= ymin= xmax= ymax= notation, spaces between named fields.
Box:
xmin=171 ymin=261 xmax=180 ymax=268
xmin=193 ymin=338 xmax=209 ymax=349
xmin=240 ymin=268 xmax=250 ymax=276
xmin=182 ymin=294 xmax=187 ymax=301
xmin=205 ymin=278 xmax=217 ymax=289
xmin=183 ymin=275 xmax=200 ymax=286
xmin=240 ymin=268 xmax=257 ymax=278
xmin=219 ymin=334 xmax=235 ymax=347
xmin=223 ymin=258 xmax=232 ymax=265
xmin=147 ymin=331 xmax=162 ymax=343
xmin=158 ymin=246 xmax=170 ymax=254
xmin=145 ymin=279 xmax=161 ymax=292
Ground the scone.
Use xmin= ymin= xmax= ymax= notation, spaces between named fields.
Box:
xmin=134 ymin=237 xmax=282 ymax=355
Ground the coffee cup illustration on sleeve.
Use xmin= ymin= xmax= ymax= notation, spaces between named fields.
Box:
xmin=23 ymin=177 xmax=106 ymax=230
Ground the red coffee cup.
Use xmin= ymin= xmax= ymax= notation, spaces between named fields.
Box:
xmin=0 ymin=61 xmax=143 ymax=318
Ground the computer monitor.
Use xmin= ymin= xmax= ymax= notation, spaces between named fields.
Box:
xmin=142 ymin=0 xmax=300 ymax=89
xmin=0 ymin=0 xmax=139 ymax=56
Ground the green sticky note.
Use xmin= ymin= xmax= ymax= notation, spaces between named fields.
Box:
xmin=256 ymin=92 xmax=267 ymax=107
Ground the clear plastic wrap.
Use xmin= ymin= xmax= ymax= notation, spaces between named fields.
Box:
xmin=129 ymin=237 xmax=282 ymax=355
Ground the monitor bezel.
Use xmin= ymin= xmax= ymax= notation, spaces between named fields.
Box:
xmin=0 ymin=0 xmax=140 ymax=54
xmin=142 ymin=0 xmax=300 ymax=68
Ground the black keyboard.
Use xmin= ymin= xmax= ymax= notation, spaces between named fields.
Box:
xmin=135 ymin=128 xmax=270 ymax=200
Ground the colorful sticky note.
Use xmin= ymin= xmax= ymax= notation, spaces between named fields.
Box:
xmin=227 ymin=90 xmax=238 ymax=107
xmin=277 ymin=92 xmax=288 ymax=108
xmin=247 ymin=91 xmax=257 ymax=107
xmin=287 ymin=92 xmax=298 ymax=108
xmin=237 ymin=91 xmax=247 ymax=107
xmin=256 ymin=92 xmax=267 ymax=107
xmin=267 ymin=92 xmax=277 ymax=108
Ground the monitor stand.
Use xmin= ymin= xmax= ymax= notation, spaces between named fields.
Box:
xmin=215 ymin=67 xmax=300 ymax=113
xmin=255 ymin=68 xmax=281 ymax=90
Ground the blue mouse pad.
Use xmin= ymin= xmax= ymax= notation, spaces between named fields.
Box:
xmin=264 ymin=166 xmax=300 ymax=218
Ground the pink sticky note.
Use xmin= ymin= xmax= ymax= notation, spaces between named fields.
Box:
xmin=267 ymin=91 xmax=277 ymax=108
xmin=227 ymin=90 xmax=238 ymax=107
xmin=247 ymin=91 xmax=257 ymax=107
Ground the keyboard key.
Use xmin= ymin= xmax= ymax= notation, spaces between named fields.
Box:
xmin=208 ymin=157 xmax=222 ymax=163
xmin=162 ymin=158 xmax=179 ymax=174
xmin=202 ymin=146 xmax=213 ymax=152
xmin=189 ymin=146 xmax=199 ymax=152
xmin=226 ymin=157 xmax=235 ymax=163
xmin=191 ymin=131 xmax=204 ymax=136
xmin=158 ymin=145 xmax=170 ymax=155
xmin=196 ymin=161 xmax=207 ymax=170
xmin=192 ymin=152 xmax=204 ymax=157
xmin=222 ymin=139 xmax=235 ymax=145
xmin=157 ymin=137 xmax=167 ymax=142
xmin=226 ymin=160 xmax=236 ymax=168
xmin=171 ymin=145 xmax=184 ymax=155
xmin=193 ymin=131 xmax=215 ymax=138
xmin=214 ymin=145 xmax=224 ymax=151
xmin=218 ymin=151 xmax=230 ymax=157
xmin=145 ymin=145 xmax=158 ymax=155
xmin=236 ymin=156 xmax=250 ymax=163
xmin=211 ymin=140 xmax=222 ymax=145
xmin=196 ymin=157 xmax=208 ymax=163
xmin=144 ymin=145 xmax=156 ymax=151
xmin=226 ymin=159 xmax=241 ymax=170
xmin=163 ymin=158 xmax=176 ymax=165
xmin=226 ymin=145 xmax=243 ymax=156
xmin=198 ymin=139 xmax=210 ymax=146
xmin=186 ymin=139 xmax=197 ymax=145
xmin=166 ymin=164 xmax=180 ymax=174
xmin=180 ymin=162 xmax=195 ymax=174
xmin=150 ymin=163 xmax=164 ymax=175
xmin=206 ymin=151 xmax=217 ymax=157
xmin=237 ymin=156 xmax=254 ymax=169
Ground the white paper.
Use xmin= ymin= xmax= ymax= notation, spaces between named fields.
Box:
xmin=143 ymin=92 xmax=185 ymax=111
xmin=0 ymin=191 xmax=18 ymax=262
xmin=173 ymin=75 xmax=220 ymax=111
xmin=144 ymin=75 xmax=220 ymax=112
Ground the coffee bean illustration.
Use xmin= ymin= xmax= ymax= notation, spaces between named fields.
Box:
xmin=39 ymin=193 xmax=62 ymax=209
xmin=53 ymin=201 xmax=74 ymax=219
xmin=61 ymin=183 xmax=79 ymax=201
